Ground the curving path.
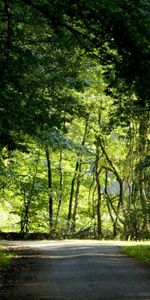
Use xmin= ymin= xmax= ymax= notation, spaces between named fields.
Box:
xmin=0 ymin=240 xmax=150 ymax=300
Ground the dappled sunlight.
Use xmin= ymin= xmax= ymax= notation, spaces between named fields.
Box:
xmin=1 ymin=240 xmax=150 ymax=250
xmin=13 ymin=251 xmax=127 ymax=260
xmin=1 ymin=240 xmax=149 ymax=300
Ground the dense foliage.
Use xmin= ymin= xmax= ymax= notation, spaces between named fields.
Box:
xmin=0 ymin=0 xmax=150 ymax=240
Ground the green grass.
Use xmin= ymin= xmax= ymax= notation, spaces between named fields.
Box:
xmin=0 ymin=245 xmax=13 ymax=267
xmin=122 ymin=244 xmax=150 ymax=264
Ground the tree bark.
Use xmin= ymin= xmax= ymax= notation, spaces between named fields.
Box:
xmin=45 ymin=145 xmax=53 ymax=231
xmin=55 ymin=149 xmax=63 ymax=227
xmin=67 ymin=161 xmax=79 ymax=230
xmin=71 ymin=161 xmax=82 ymax=232
xmin=95 ymin=143 xmax=102 ymax=238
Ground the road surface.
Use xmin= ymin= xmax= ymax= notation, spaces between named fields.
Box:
xmin=0 ymin=240 xmax=150 ymax=300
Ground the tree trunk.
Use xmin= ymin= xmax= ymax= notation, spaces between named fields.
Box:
xmin=104 ymin=171 xmax=116 ymax=238
xmin=95 ymin=143 xmax=102 ymax=238
xmin=67 ymin=161 xmax=79 ymax=230
xmin=71 ymin=161 xmax=82 ymax=233
xmin=100 ymin=141 xmax=124 ymax=238
xmin=100 ymin=141 xmax=123 ymax=206
xmin=45 ymin=145 xmax=53 ymax=231
xmin=55 ymin=149 xmax=63 ymax=227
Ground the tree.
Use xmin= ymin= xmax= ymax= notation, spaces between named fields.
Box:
xmin=0 ymin=0 xmax=149 ymax=239
xmin=0 ymin=0 xmax=87 ymax=154
xmin=45 ymin=145 xmax=53 ymax=231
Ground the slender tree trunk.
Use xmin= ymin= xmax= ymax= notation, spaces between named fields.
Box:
xmin=55 ymin=149 xmax=63 ymax=227
xmin=104 ymin=171 xmax=117 ymax=238
xmin=45 ymin=145 xmax=53 ymax=231
xmin=95 ymin=142 xmax=102 ymax=238
xmin=67 ymin=161 xmax=79 ymax=230
xmin=71 ymin=161 xmax=82 ymax=233
xmin=87 ymin=171 xmax=96 ymax=218
xmin=99 ymin=140 xmax=124 ymax=238
xmin=100 ymin=141 xmax=123 ymax=206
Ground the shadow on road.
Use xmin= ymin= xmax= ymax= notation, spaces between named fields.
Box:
xmin=0 ymin=241 xmax=150 ymax=300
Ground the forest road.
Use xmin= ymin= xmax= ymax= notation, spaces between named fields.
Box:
xmin=0 ymin=240 xmax=150 ymax=300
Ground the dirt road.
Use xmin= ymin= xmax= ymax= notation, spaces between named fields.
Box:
xmin=0 ymin=240 xmax=150 ymax=300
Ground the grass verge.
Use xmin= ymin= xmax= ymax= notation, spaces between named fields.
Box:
xmin=122 ymin=244 xmax=150 ymax=264
xmin=0 ymin=245 xmax=13 ymax=268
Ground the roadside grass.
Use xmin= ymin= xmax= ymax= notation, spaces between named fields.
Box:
xmin=0 ymin=245 xmax=13 ymax=268
xmin=122 ymin=244 xmax=150 ymax=264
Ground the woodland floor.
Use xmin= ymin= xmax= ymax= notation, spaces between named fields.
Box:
xmin=0 ymin=240 xmax=150 ymax=300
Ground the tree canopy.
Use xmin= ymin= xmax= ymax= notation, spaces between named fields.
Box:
xmin=0 ymin=0 xmax=150 ymax=240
